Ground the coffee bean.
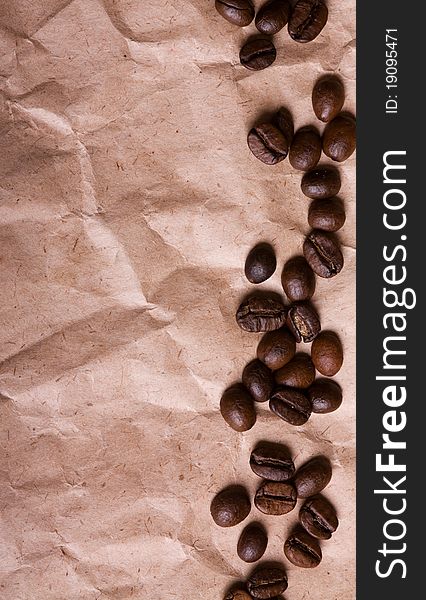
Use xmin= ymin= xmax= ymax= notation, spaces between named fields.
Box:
xmin=247 ymin=124 xmax=288 ymax=165
xmin=323 ymin=114 xmax=356 ymax=162
xmin=211 ymin=485 xmax=251 ymax=527
xmin=289 ymin=127 xmax=322 ymax=171
xmin=255 ymin=481 xmax=297 ymax=515
xmin=220 ymin=384 xmax=256 ymax=432
xmin=308 ymin=378 xmax=342 ymax=413
xmin=308 ymin=197 xmax=346 ymax=232
xmin=299 ymin=495 xmax=339 ymax=540
xmin=270 ymin=386 xmax=312 ymax=425
xmin=247 ymin=565 xmax=288 ymax=598
xmin=312 ymin=76 xmax=345 ymax=123
xmin=243 ymin=359 xmax=274 ymax=403
xmin=250 ymin=441 xmax=295 ymax=481
xmin=238 ymin=523 xmax=268 ymax=563
xmin=287 ymin=302 xmax=321 ymax=343
xmin=294 ymin=456 xmax=332 ymax=498
xmin=225 ymin=591 xmax=252 ymax=600
xmin=274 ymin=353 xmax=315 ymax=388
xmin=215 ymin=0 xmax=255 ymax=27
xmin=255 ymin=0 xmax=291 ymax=35
xmin=288 ymin=0 xmax=328 ymax=43
xmin=257 ymin=328 xmax=296 ymax=370
xmin=301 ymin=167 xmax=341 ymax=199
xmin=245 ymin=243 xmax=277 ymax=283
xmin=303 ymin=230 xmax=344 ymax=278
xmin=237 ymin=294 xmax=287 ymax=332
xmin=240 ymin=38 xmax=277 ymax=71
xmin=284 ymin=530 xmax=322 ymax=568
xmin=311 ymin=331 xmax=343 ymax=376
xmin=281 ymin=256 xmax=316 ymax=303
xmin=274 ymin=107 xmax=294 ymax=145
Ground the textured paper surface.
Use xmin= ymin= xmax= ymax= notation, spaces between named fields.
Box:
xmin=0 ymin=1 xmax=355 ymax=598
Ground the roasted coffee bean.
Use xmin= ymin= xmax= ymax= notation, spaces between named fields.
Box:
xmin=255 ymin=0 xmax=291 ymax=35
xmin=250 ymin=441 xmax=295 ymax=481
xmin=243 ymin=360 xmax=274 ymax=403
xmin=211 ymin=485 xmax=251 ymax=527
xmin=288 ymin=0 xmax=328 ymax=43
xmin=238 ymin=523 xmax=268 ymax=563
xmin=299 ymin=495 xmax=339 ymax=540
xmin=308 ymin=378 xmax=342 ymax=413
xmin=247 ymin=565 xmax=288 ymax=598
xmin=294 ymin=456 xmax=332 ymax=498
xmin=308 ymin=197 xmax=346 ymax=232
xmin=284 ymin=530 xmax=322 ymax=568
xmin=274 ymin=107 xmax=294 ymax=145
xmin=287 ymin=302 xmax=321 ymax=343
xmin=270 ymin=387 xmax=312 ymax=425
xmin=245 ymin=243 xmax=277 ymax=284
xmin=289 ymin=127 xmax=322 ymax=171
xmin=240 ymin=38 xmax=277 ymax=71
xmin=257 ymin=328 xmax=296 ymax=370
xmin=281 ymin=256 xmax=316 ymax=303
xmin=303 ymin=230 xmax=344 ymax=278
xmin=301 ymin=167 xmax=341 ymax=199
xmin=225 ymin=591 xmax=252 ymax=600
xmin=312 ymin=76 xmax=345 ymax=123
xmin=255 ymin=481 xmax=297 ymax=515
xmin=311 ymin=331 xmax=343 ymax=376
xmin=215 ymin=0 xmax=255 ymax=27
xmin=274 ymin=353 xmax=315 ymax=388
xmin=323 ymin=114 xmax=356 ymax=162
xmin=220 ymin=384 xmax=256 ymax=432
xmin=247 ymin=124 xmax=288 ymax=165
xmin=236 ymin=294 xmax=287 ymax=332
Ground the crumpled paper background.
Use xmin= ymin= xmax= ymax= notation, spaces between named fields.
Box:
xmin=0 ymin=1 xmax=355 ymax=598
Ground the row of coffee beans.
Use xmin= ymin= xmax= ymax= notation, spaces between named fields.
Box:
xmin=215 ymin=0 xmax=329 ymax=73
xmin=248 ymin=77 xmax=356 ymax=166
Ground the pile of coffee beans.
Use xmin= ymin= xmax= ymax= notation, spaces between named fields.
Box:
xmin=215 ymin=0 xmax=330 ymax=73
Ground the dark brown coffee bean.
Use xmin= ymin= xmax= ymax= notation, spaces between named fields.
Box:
xmin=308 ymin=197 xmax=346 ymax=232
xmin=311 ymin=331 xmax=343 ymax=376
xmin=247 ymin=124 xmax=288 ymax=165
xmin=247 ymin=565 xmax=288 ymax=598
xmin=312 ymin=76 xmax=345 ymax=123
xmin=274 ymin=353 xmax=315 ymax=388
xmin=250 ymin=441 xmax=295 ymax=481
xmin=215 ymin=0 xmax=255 ymax=27
xmin=308 ymin=378 xmax=342 ymax=413
xmin=237 ymin=294 xmax=287 ymax=332
xmin=240 ymin=38 xmax=277 ymax=71
xmin=243 ymin=360 xmax=274 ymax=403
xmin=257 ymin=328 xmax=296 ymax=370
xmin=245 ymin=243 xmax=277 ymax=284
xmin=211 ymin=486 xmax=251 ymax=527
xmin=301 ymin=167 xmax=341 ymax=199
xmin=255 ymin=0 xmax=291 ymax=35
xmin=274 ymin=107 xmax=294 ymax=145
xmin=299 ymin=495 xmax=339 ymax=540
xmin=238 ymin=523 xmax=268 ymax=563
xmin=284 ymin=530 xmax=322 ymax=568
xmin=255 ymin=481 xmax=297 ymax=515
xmin=288 ymin=0 xmax=328 ymax=43
xmin=303 ymin=230 xmax=344 ymax=278
xmin=294 ymin=456 xmax=332 ymax=498
xmin=323 ymin=114 xmax=356 ymax=162
xmin=289 ymin=127 xmax=322 ymax=171
xmin=281 ymin=256 xmax=316 ymax=303
xmin=270 ymin=387 xmax=312 ymax=426
xmin=225 ymin=591 xmax=252 ymax=600
xmin=220 ymin=384 xmax=256 ymax=432
xmin=287 ymin=302 xmax=321 ymax=343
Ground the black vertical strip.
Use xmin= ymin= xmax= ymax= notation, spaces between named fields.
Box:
xmin=357 ymin=1 xmax=422 ymax=598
